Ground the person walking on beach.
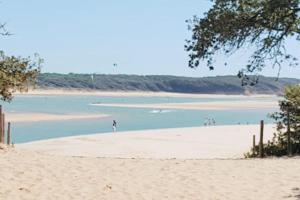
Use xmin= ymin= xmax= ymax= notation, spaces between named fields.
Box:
xmin=212 ymin=118 xmax=216 ymax=126
xmin=112 ymin=120 xmax=117 ymax=132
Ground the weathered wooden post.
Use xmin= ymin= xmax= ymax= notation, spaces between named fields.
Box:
xmin=287 ymin=109 xmax=292 ymax=156
xmin=2 ymin=113 xmax=5 ymax=144
xmin=259 ymin=120 xmax=264 ymax=158
xmin=0 ymin=105 xmax=2 ymax=143
xmin=252 ymin=134 xmax=256 ymax=155
xmin=7 ymin=122 xmax=11 ymax=145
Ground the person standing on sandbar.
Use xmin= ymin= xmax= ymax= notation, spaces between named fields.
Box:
xmin=112 ymin=120 xmax=117 ymax=132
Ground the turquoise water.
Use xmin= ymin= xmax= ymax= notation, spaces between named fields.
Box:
xmin=0 ymin=95 xmax=278 ymax=143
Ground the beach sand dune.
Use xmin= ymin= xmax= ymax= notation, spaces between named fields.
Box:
xmin=0 ymin=147 xmax=299 ymax=200
xmin=1 ymin=125 xmax=300 ymax=199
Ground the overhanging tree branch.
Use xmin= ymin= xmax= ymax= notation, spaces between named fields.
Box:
xmin=185 ymin=0 xmax=300 ymax=84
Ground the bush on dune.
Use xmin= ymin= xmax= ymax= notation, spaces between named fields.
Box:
xmin=246 ymin=85 xmax=300 ymax=158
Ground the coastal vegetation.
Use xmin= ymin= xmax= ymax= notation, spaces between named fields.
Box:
xmin=0 ymin=52 xmax=41 ymax=102
xmin=37 ymin=73 xmax=299 ymax=95
xmin=0 ymin=23 xmax=41 ymax=102
xmin=246 ymin=85 xmax=300 ymax=157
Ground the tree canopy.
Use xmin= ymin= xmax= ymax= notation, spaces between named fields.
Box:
xmin=0 ymin=22 xmax=41 ymax=102
xmin=185 ymin=0 xmax=300 ymax=85
xmin=0 ymin=51 xmax=41 ymax=102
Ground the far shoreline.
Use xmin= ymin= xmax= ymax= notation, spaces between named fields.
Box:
xmin=15 ymin=88 xmax=280 ymax=98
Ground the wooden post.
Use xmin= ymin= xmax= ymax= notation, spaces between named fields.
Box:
xmin=0 ymin=105 xmax=2 ymax=143
xmin=7 ymin=122 xmax=11 ymax=145
xmin=2 ymin=113 xmax=5 ymax=144
xmin=252 ymin=134 xmax=256 ymax=155
xmin=259 ymin=120 xmax=264 ymax=158
xmin=287 ymin=110 xmax=292 ymax=156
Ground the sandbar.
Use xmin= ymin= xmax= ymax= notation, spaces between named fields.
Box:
xmin=6 ymin=113 xmax=110 ymax=123
xmin=91 ymin=101 xmax=278 ymax=110
xmin=19 ymin=124 xmax=276 ymax=159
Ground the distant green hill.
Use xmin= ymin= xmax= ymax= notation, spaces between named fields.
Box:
xmin=37 ymin=73 xmax=300 ymax=95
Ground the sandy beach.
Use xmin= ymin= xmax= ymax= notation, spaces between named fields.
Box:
xmin=19 ymin=124 xmax=275 ymax=159
xmin=3 ymin=0 xmax=299 ymax=198
xmin=1 ymin=96 xmax=295 ymax=200
xmin=1 ymin=149 xmax=300 ymax=200
xmin=1 ymin=124 xmax=300 ymax=200
xmin=6 ymin=113 xmax=109 ymax=123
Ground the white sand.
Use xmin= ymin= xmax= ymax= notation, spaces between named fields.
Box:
xmin=20 ymin=124 xmax=276 ymax=159
xmin=17 ymin=89 xmax=278 ymax=99
xmin=91 ymin=100 xmax=278 ymax=110
xmin=1 ymin=145 xmax=299 ymax=200
xmin=2 ymin=125 xmax=300 ymax=199
xmin=6 ymin=113 xmax=109 ymax=122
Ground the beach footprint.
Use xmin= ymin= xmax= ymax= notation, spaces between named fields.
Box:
xmin=284 ymin=188 xmax=300 ymax=199
xmin=292 ymin=187 xmax=300 ymax=199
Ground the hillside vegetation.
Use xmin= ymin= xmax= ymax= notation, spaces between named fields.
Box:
xmin=37 ymin=73 xmax=300 ymax=95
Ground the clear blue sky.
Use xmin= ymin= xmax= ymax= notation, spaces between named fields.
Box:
xmin=1 ymin=0 xmax=299 ymax=78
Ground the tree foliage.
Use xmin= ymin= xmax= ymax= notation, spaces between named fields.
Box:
xmin=0 ymin=21 xmax=41 ymax=102
xmin=246 ymin=85 xmax=300 ymax=157
xmin=185 ymin=0 xmax=300 ymax=85
xmin=0 ymin=51 xmax=41 ymax=102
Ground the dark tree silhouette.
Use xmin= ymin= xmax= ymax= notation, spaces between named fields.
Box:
xmin=185 ymin=0 xmax=300 ymax=85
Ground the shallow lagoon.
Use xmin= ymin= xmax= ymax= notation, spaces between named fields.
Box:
xmin=1 ymin=95 xmax=278 ymax=143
